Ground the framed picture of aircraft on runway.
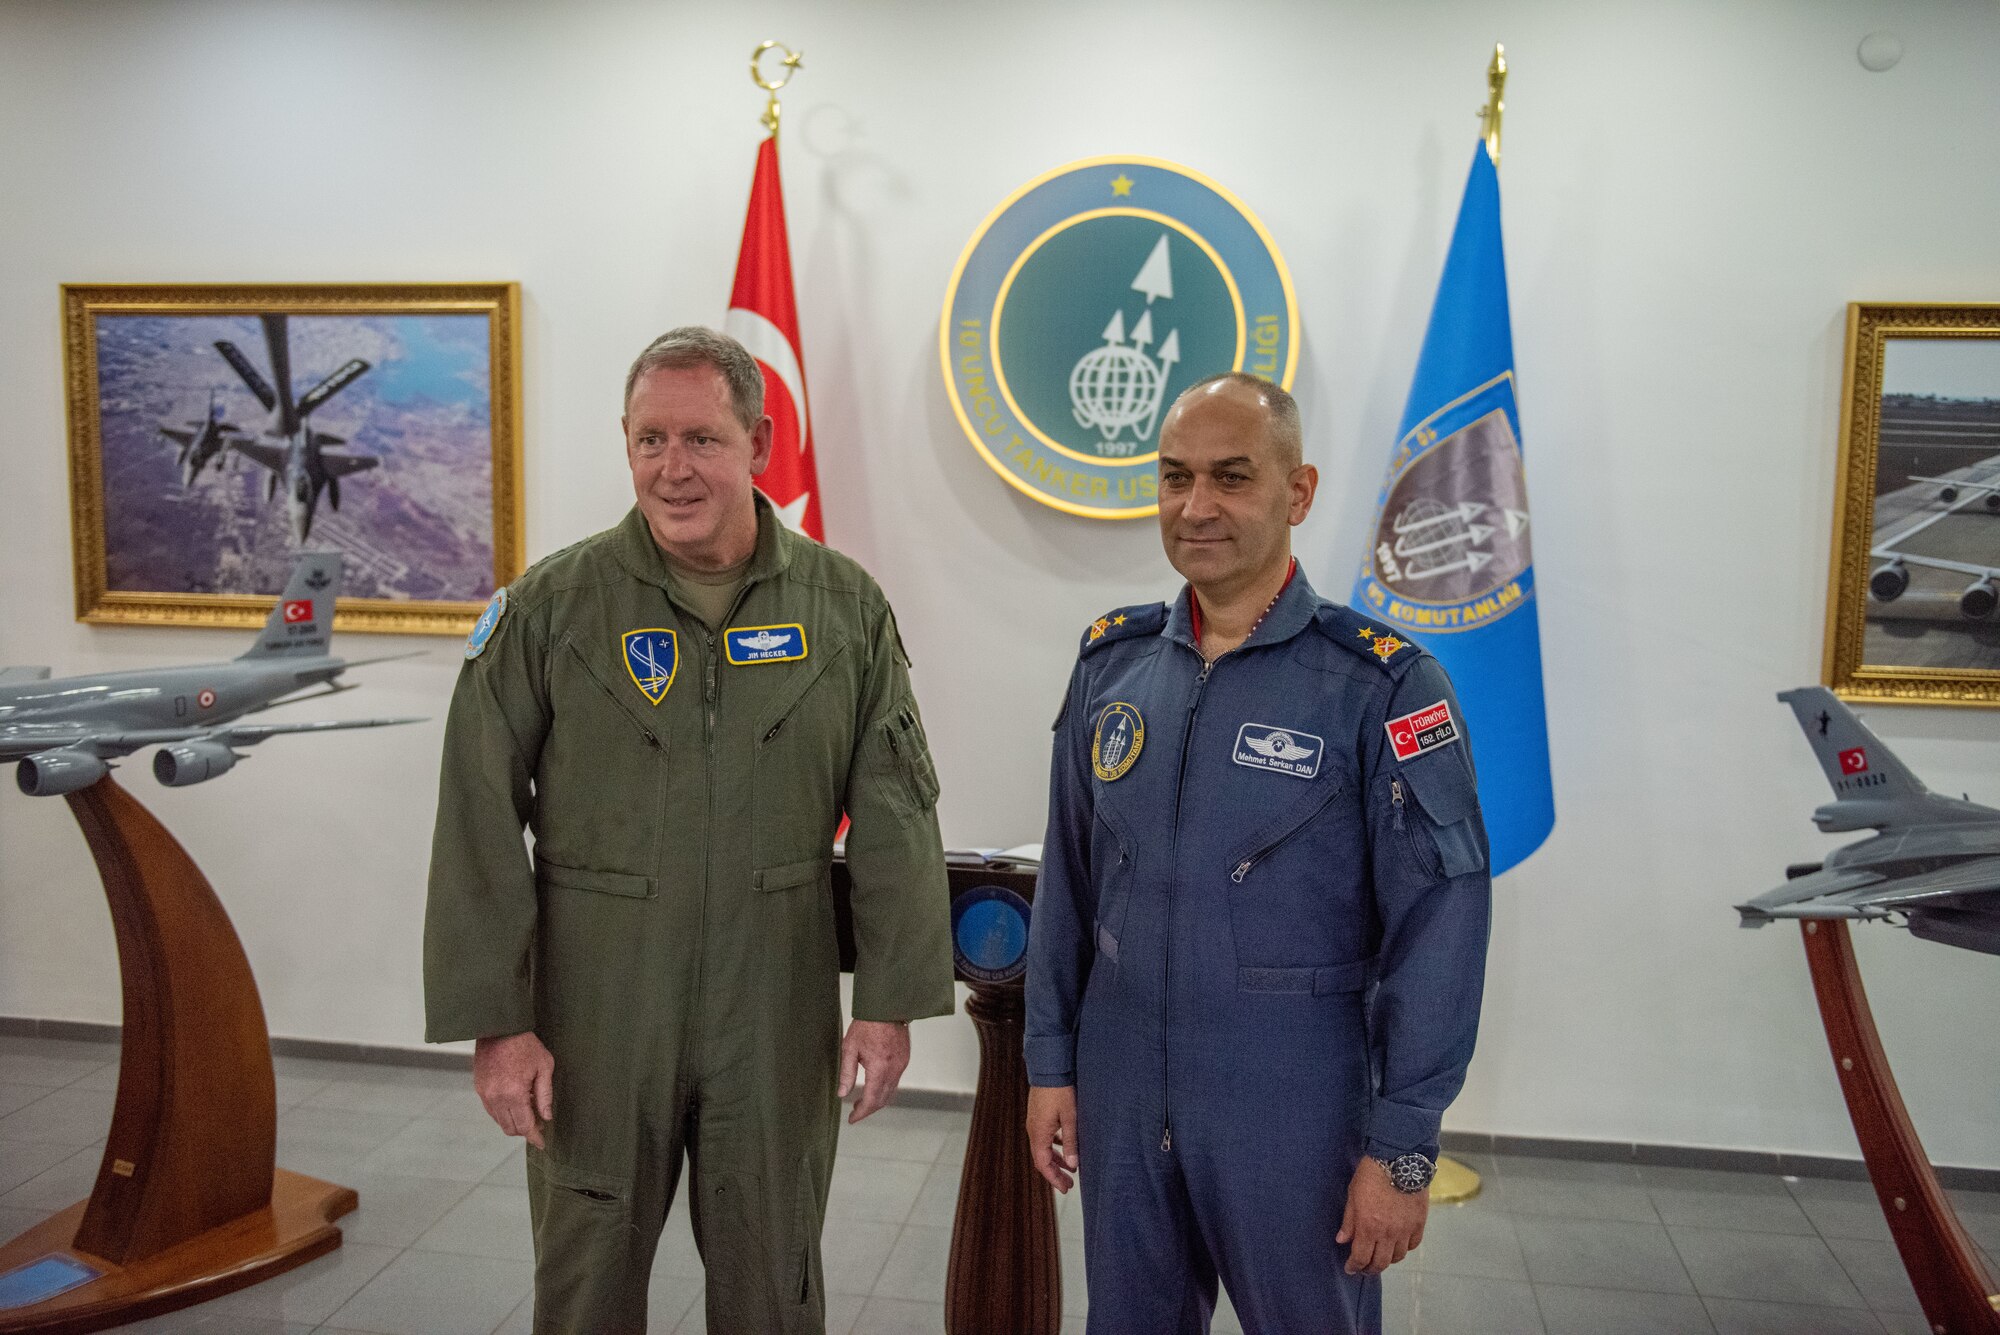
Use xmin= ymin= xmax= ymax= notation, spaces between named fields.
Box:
xmin=61 ymin=283 xmax=523 ymax=636
xmin=1824 ymin=302 xmax=2000 ymax=706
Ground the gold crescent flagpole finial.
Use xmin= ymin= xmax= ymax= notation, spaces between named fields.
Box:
xmin=750 ymin=39 xmax=804 ymax=139
xmin=1478 ymin=43 xmax=1507 ymax=165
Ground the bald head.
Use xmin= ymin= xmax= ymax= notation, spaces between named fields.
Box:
xmin=1161 ymin=373 xmax=1302 ymax=470
xmin=1155 ymin=371 xmax=1317 ymax=602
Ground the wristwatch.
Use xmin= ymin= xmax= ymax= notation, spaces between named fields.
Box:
xmin=1373 ymin=1152 xmax=1436 ymax=1194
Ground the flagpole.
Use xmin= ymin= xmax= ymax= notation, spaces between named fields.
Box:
xmin=1424 ymin=42 xmax=1508 ymax=1213
xmin=749 ymin=39 xmax=804 ymax=138
xmin=1478 ymin=43 xmax=1506 ymax=165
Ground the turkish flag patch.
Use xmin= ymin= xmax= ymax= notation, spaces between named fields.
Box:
xmin=283 ymin=600 xmax=313 ymax=624
xmin=1839 ymin=747 xmax=1868 ymax=775
xmin=1386 ymin=700 xmax=1459 ymax=762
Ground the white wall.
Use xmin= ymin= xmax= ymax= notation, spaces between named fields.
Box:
xmin=3 ymin=0 xmax=1997 ymax=1167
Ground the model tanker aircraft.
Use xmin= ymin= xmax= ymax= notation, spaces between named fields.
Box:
xmin=1 ymin=553 xmax=417 ymax=796
xmin=1912 ymin=473 xmax=2000 ymax=510
xmin=1737 ymin=686 xmax=2000 ymax=956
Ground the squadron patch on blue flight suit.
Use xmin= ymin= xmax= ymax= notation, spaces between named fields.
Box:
xmin=464 ymin=588 xmax=507 ymax=660
xmin=1386 ymin=699 xmax=1459 ymax=761
xmin=1232 ymin=723 xmax=1324 ymax=779
xmin=621 ymin=629 xmax=679 ymax=705
xmin=1092 ymin=702 xmax=1144 ymax=781
xmin=724 ymin=623 xmax=808 ymax=665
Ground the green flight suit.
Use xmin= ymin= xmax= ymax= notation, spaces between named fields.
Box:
xmin=424 ymin=495 xmax=954 ymax=1335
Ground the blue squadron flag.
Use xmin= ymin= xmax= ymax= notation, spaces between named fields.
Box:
xmin=1351 ymin=142 xmax=1553 ymax=875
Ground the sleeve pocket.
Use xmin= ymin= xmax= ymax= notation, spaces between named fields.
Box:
xmin=1397 ymin=761 xmax=1487 ymax=878
xmin=881 ymin=705 xmax=941 ymax=817
xmin=535 ymin=857 xmax=656 ymax=899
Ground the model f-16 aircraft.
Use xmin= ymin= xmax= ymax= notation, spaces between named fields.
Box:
xmin=1736 ymin=686 xmax=2000 ymax=956
xmin=212 ymin=314 xmax=378 ymax=543
xmin=157 ymin=389 xmax=245 ymax=489
xmin=2 ymin=553 xmax=417 ymax=797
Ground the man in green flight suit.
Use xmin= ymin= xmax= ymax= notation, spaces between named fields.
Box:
xmin=424 ymin=326 xmax=955 ymax=1334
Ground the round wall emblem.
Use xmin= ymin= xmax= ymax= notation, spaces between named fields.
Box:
xmin=1091 ymin=701 xmax=1145 ymax=782
xmin=941 ymin=157 xmax=1298 ymax=520
xmin=952 ymin=884 xmax=1033 ymax=984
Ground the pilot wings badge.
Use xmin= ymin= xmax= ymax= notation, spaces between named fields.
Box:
xmin=1232 ymin=723 xmax=1324 ymax=779
xmin=622 ymin=629 xmax=679 ymax=705
xmin=724 ymin=623 xmax=808 ymax=665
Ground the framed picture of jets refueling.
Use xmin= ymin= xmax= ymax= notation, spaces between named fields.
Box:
xmin=1824 ymin=302 xmax=2000 ymax=706
xmin=61 ymin=283 xmax=523 ymax=636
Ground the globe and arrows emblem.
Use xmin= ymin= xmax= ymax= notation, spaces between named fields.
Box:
xmin=942 ymin=157 xmax=1298 ymax=519
xmin=1070 ymin=237 xmax=1182 ymax=452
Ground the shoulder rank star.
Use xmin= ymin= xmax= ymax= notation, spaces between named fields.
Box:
xmin=1357 ymin=626 xmax=1407 ymax=662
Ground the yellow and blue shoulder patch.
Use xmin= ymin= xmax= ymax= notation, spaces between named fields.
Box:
xmin=1315 ymin=604 xmax=1423 ymax=677
xmin=464 ymin=587 xmax=507 ymax=660
xmin=1079 ymin=602 xmax=1166 ymax=656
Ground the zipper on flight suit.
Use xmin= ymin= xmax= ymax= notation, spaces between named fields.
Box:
xmin=1228 ymin=783 xmax=1345 ymax=883
xmin=690 ymin=573 xmax=755 ymax=1082
xmin=1161 ymin=653 xmax=1214 ymax=1152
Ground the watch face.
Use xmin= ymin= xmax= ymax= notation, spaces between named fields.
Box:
xmin=1388 ymin=1154 xmax=1435 ymax=1193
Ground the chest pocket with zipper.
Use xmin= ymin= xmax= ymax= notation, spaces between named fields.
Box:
xmin=533 ymin=636 xmax=668 ymax=878
xmin=749 ymin=634 xmax=856 ymax=868
xmin=1222 ymin=768 xmax=1368 ymax=970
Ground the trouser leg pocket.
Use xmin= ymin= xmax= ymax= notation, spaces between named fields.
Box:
xmin=526 ymin=1149 xmax=654 ymax=1335
xmin=691 ymin=1158 xmax=829 ymax=1335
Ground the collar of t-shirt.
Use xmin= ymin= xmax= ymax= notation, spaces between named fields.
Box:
xmin=664 ymin=550 xmax=753 ymax=631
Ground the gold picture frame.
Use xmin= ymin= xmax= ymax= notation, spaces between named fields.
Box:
xmin=1824 ymin=302 xmax=2000 ymax=705
xmin=63 ymin=282 xmax=523 ymax=637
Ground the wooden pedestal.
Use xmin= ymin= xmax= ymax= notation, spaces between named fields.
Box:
xmin=944 ymin=980 xmax=1061 ymax=1335
xmin=1800 ymin=920 xmax=2000 ymax=1335
xmin=0 ymin=777 xmax=355 ymax=1333
xmin=832 ymin=856 xmax=1064 ymax=1335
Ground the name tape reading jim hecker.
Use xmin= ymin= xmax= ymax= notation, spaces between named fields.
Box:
xmin=1385 ymin=700 xmax=1460 ymax=762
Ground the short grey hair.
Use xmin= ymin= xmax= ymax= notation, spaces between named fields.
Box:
xmin=623 ymin=326 xmax=765 ymax=427
xmin=1172 ymin=372 xmax=1303 ymax=468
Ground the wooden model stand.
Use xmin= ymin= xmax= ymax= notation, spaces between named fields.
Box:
xmin=832 ymin=858 xmax=1062 ymax=1335
xmin=0 ymin=778 xmax=355 ymax=1333
xmin=1800 ymin=920 xmax=2000 ymax=1335
xmin=945 ymin=977 xmax=1062 ymax=1335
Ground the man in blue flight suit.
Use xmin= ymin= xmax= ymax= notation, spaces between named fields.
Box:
xmin=1025 ymin=374 xmax=1492 ymax=1333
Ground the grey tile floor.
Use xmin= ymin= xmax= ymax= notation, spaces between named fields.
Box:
xmin=2 ymin=1034 xmax=1995 ymax=1333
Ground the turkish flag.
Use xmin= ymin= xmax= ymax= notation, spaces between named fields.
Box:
xmin=1839 ymin=747 xmax=1869 ymax=775
xmin=725 ymin=136 xmax=822 ymax=541
xmin=283 ymin=600 xmax=313 ymax=624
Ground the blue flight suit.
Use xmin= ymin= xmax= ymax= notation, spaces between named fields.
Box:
xmin=1026 ymin=568 xmax=1492 ymax=1335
